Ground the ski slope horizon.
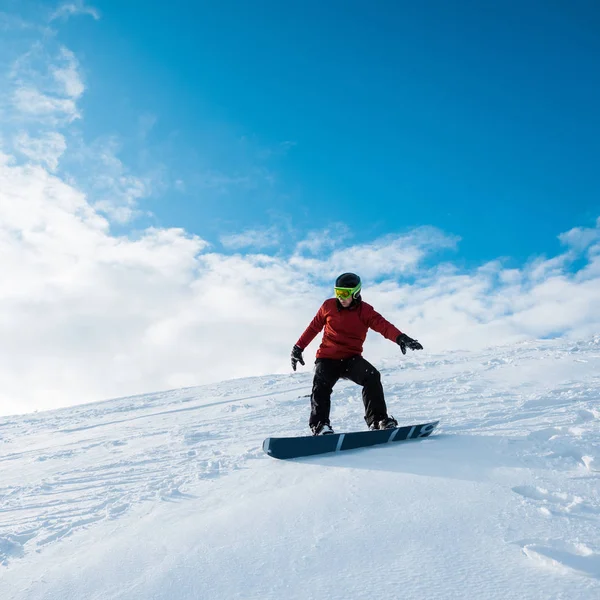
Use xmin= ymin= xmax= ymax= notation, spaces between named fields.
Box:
xmin=1 ymin=336 xmax=599 ymax=599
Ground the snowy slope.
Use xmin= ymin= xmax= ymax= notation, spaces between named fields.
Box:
xmin=1 ymin=338 xmax=599 ymax=599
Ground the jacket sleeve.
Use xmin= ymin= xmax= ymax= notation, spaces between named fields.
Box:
xmin=363 ymin=304 xmax=403 ymax=343
xmin=295 ymin=303 xmax=327 ymax=350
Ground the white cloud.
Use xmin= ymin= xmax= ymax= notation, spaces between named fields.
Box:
xmin=50 ymin=1 xmax=100 ymax=22
xmin=333 ymin=227 xmax=459 ymax=279
xmin=83 ymin=136 xmax=151 ymax=223
xmin=368 ymin=239 xmax=600 ymax=354
xmin=0 ymin=157 xmax=209 ymax=414
xmin=51 ymin=48 xmax=84 ymax=99
xmin=290 ymin=226 xmax=460 ymax=280
xmin=13 ymin=86 xmax=79 ymax=122
xmin=2 ymin=143 xmax=599 ymax=416
xmin=559 ymin=218 xmax=600 ymax=252
xmin=294 ymin=223 xmax=351 ymax=255
xmin=3 ymin=32 xmax=155 ymax=226
xmin=13 ymin=130 xmax=66 ymax=171
xmin=9 ymin=44 xmax=84 ymax=124
xmin=220 ymin=227 xmax=282 ymax=250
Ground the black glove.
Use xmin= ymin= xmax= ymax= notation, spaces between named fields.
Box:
xmin=396 ymin=333 xmax=423 ymax=355
xmin=291 ymin=345 xmax=305 ymax=371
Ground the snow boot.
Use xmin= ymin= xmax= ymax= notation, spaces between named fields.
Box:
xmin=311 ymin=422 xmax=334 ymax=436
xmin=369 ymin=416 xmax=398 ymax=430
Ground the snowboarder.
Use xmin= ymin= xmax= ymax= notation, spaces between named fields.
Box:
xmin=291 ymin=273 xmax=423 ymax=435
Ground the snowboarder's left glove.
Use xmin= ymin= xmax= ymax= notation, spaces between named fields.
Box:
xmin=291 ymin=345 xmax=305 ymax=371
xmin=396 ymin=333 xmax=423 ymax=354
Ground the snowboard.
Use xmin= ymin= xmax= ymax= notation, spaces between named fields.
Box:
xmin=263 ymin=420 xmax=439 ymax=460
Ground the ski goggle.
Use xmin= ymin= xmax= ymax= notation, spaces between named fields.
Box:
xmin=334 ymin=284 xmax=361 ymax=299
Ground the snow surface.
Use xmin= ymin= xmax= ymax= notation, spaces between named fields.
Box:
xmin=1 ymin=337 xmax=600 ymax=599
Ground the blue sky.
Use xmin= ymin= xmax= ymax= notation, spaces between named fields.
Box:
xmin=1 ymin=1 xmax=600 ymax=414
xmin=49 ymin=0 xmax=600 ymax=265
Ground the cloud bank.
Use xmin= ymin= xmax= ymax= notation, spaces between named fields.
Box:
xmin=2 ymin=132 xmax=598 ymax=415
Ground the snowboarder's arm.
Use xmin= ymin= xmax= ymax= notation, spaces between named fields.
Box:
xmin=364 ymin=305 xmax=424 ymax=353
xmin=295 ymin=304 xmax=326 ymax=350
xmin=363 ymin=304 xmax=402 ymax=343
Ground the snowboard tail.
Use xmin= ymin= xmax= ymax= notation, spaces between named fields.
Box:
xmin=263 ymin=420 xmax=439 ymax=460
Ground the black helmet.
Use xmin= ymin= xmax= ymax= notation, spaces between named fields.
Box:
xmin=334 ymin=272 xmax=362 ymax=300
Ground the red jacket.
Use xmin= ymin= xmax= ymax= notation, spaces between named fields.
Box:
xmin=296 ymin=298 xmax=403 ymax=359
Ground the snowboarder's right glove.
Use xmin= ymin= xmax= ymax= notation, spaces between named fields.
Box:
xmin=291 ymin=345 xmax=305 ymax=371
xmin=396 ymin=333 xmax=423 ymax=355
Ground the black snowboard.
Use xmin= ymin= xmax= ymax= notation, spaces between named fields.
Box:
xmin=263 ymin=420 xmax=439 ymax=460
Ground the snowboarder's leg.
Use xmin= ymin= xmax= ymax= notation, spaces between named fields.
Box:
xmin=309 ymin=359 xmax=343 ymax=430
xmin=343 ymin=356 xmax=388 ymax=428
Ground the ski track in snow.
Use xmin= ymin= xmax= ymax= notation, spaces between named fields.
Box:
xmin=1 ymin=337 xmax=600 ymax=596
xmin=0 ymin=379 xmax=306 ymax=565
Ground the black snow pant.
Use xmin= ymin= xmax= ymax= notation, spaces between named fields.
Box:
xmin=309 ymin=356 xmax=388 ymax=429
